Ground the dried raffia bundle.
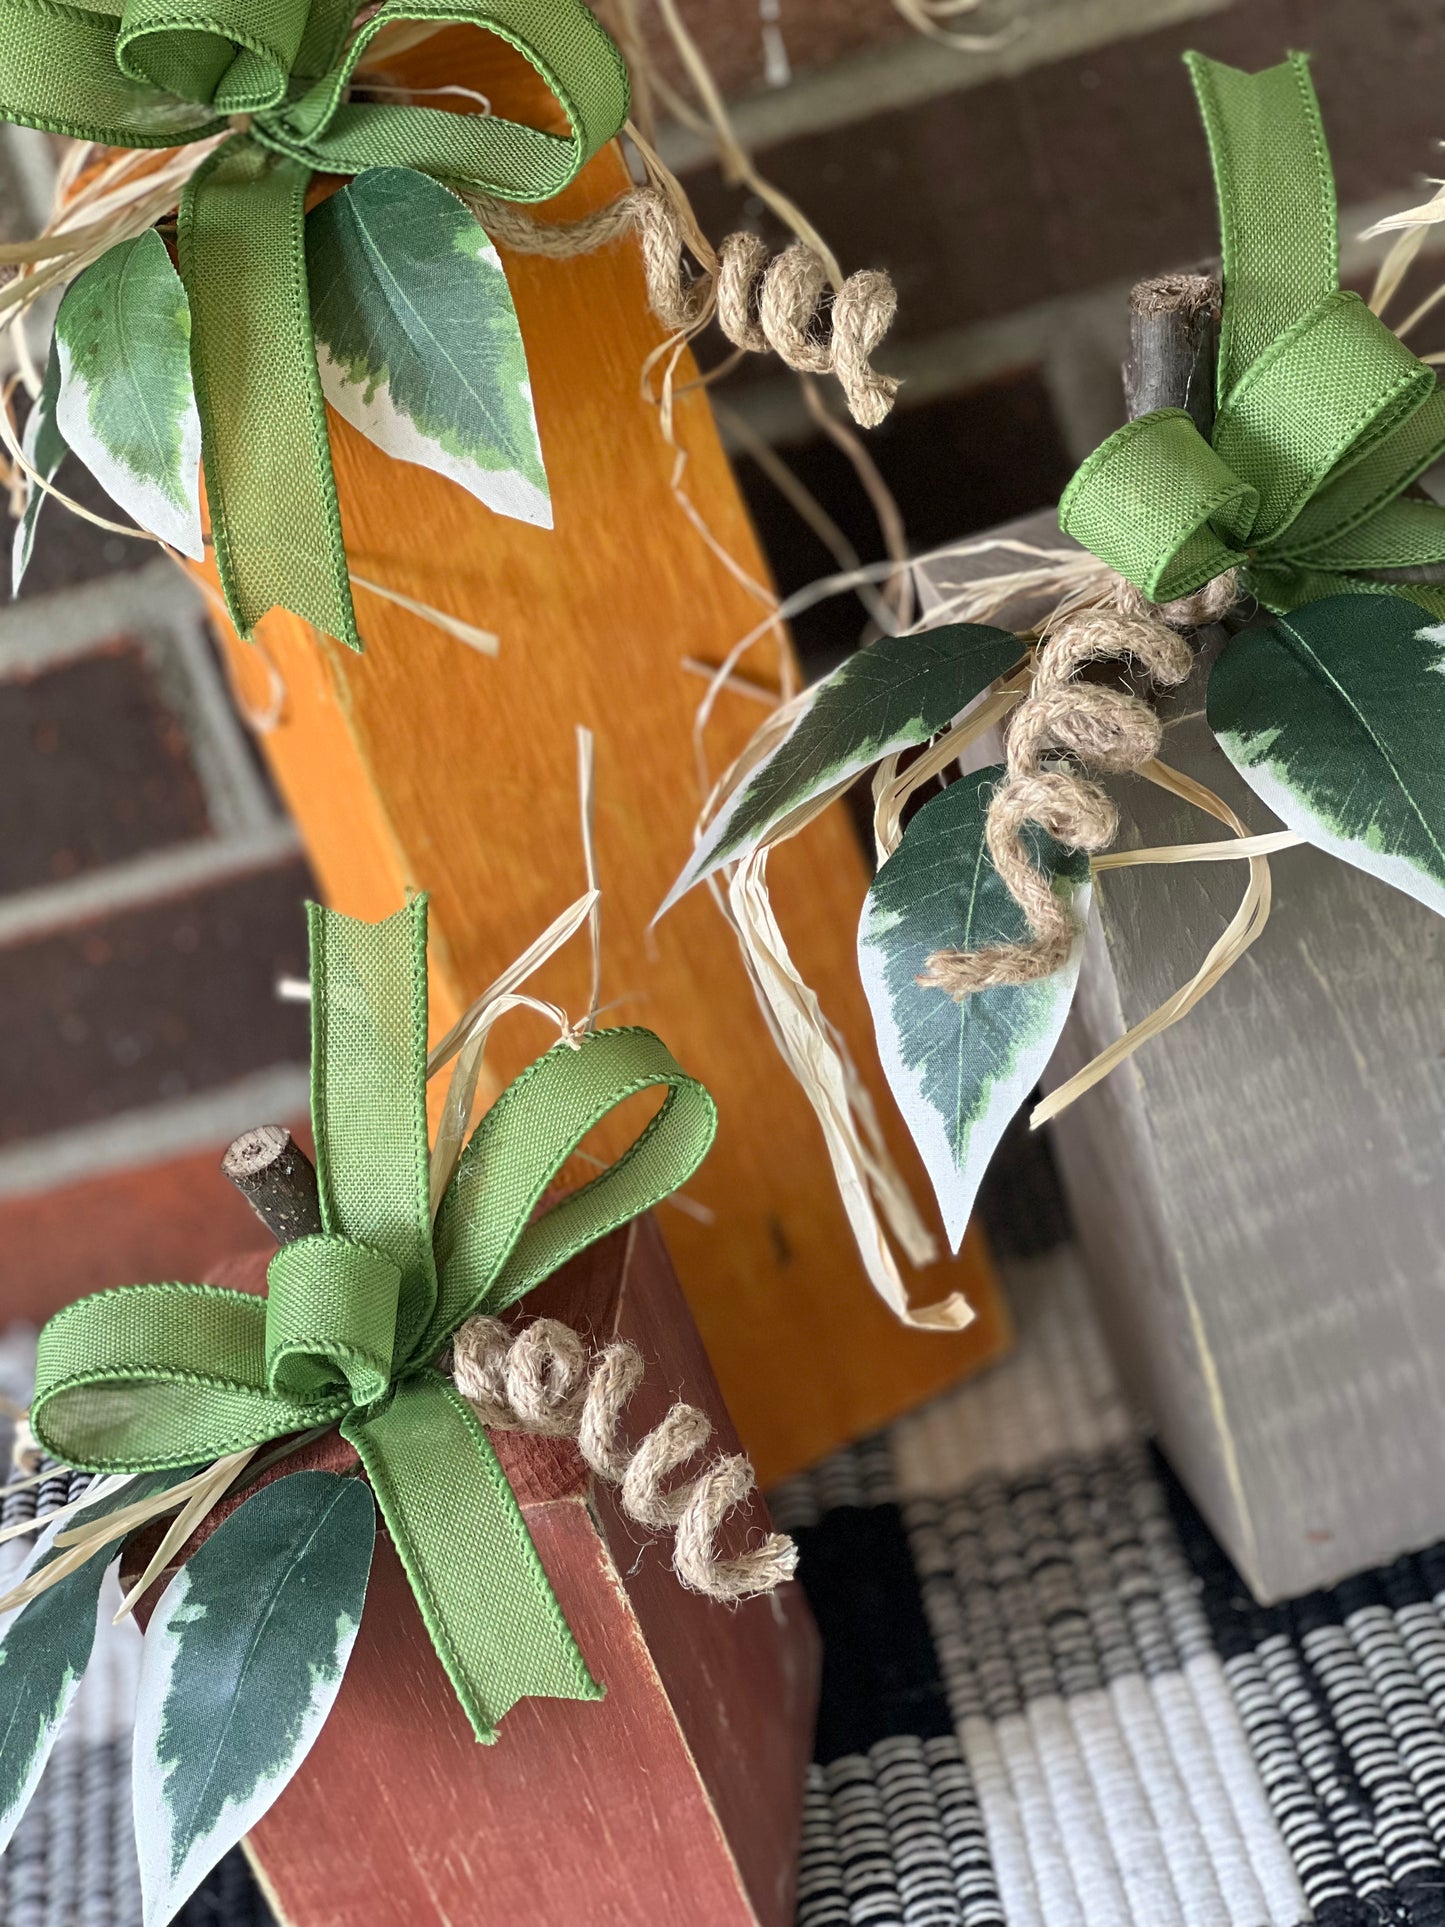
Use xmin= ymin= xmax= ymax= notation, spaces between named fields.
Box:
xmin=661 ymin=51 xmax=1445 ymax=1323
xmin=0 ymin=887 xmax=802 ymax=1926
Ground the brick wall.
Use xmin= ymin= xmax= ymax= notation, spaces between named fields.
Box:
xmin=0 ymin=321 xmax=315 ymax=1321
xmin=660 ymin=0 xmax=1445 ymax=563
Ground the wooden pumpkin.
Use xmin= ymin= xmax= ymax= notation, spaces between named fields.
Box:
xmin=202 ymin=27 xmax=1010 ymax=1484
xmin=125 ymin=1216 xmax=819 ymax=1927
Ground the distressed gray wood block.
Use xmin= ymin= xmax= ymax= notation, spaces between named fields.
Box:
xmin=922 ymin=517 xmax=1445 ymax=1601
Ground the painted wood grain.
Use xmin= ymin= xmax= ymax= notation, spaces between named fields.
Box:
xmin=204 ymin=28 xmax=1009 ymax=1486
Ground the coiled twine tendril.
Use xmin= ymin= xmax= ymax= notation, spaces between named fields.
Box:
xmin=920 ymin=572 xmax=1238 ymax=997
xmin=450 ymin=1315 xmax=798 ymax=1601
xmin=465 ymin=184 xmax=899 ymax=428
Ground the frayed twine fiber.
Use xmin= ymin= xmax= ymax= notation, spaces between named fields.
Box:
xmin=451 ymin=1315 xmax=797 ymax=1600
xmin=921 ymin=571 xmax=1237 ymax=997
xmin=465 ymin=186 xmax=898 ymax=429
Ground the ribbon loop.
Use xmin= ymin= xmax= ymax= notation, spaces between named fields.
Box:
xmin=0 ymin=0 xmax=222 ymax=146
xmin=260 ymin=0 xmax=629 ymax=200
xmin=1277 ymin=387 xmax=1445 ymax=566
xmin=1211 ymin=290 xmax=1433 ymax=542
xmin=425 ymin=1025 xmax=719 ymax=1354
xmin=32 ymin=1283 xmax=331 ymax=1473
xmin=265 ymin=1234 xmax=402 ymax=1409
xmin=116 ymin=0 xmax=309 ymax=111
xmin=1058 ymin=52 xmax=1445 ymax=622
xmin=1059 ymin=409 xmax=1254 ymax=603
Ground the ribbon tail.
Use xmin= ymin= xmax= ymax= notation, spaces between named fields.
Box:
xmin=343 ymin=1371 xmax=600 ymax=1743
xmin=1185 ymin=53 xmax=1337 ymax=395
xmin=178 ymin=139 xmax=360 ymax=650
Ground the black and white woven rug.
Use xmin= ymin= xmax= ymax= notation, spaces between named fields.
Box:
xmin=10 ymin=1244 xmax=1445 ymax=1925
xmin=776 ymin=1247 xmax=1445 ymax=1927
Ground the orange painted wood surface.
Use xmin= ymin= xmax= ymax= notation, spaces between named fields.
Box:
xmin=215 ymin=29 xmax=1010 ymax=1484
xmin=130 ymin=1219 xmax=820 ymax=1927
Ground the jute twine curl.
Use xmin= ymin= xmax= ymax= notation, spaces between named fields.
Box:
xmin=466 ymin=186 xmax=899 ymax=428
xmin=921 ymin=571 xmax=1239 ymax=996
xmin=451 ymin=1314 xmax=798 ymax=1601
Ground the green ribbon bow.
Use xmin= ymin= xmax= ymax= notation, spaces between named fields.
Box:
xmin=0 ymin=0 xmax=628 ymax=649
xmin=30 ymin=897 xmax=716 ymax=1743
xmin=1060 ymin=52 xmax=1445 ymax=622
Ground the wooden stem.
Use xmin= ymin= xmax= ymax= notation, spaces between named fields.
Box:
xmin=1123 ymin=270 xmax=1221 ymax=433
xmin=222 ymin=1126 xmax=323 ymax=1245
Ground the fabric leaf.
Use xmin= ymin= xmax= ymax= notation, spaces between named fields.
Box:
xmin=133 ymin=1469 xmax=375 ymax=1927
xmin=660 ymin=624 xmax=1023 ymax=914
xmin=11 ymin=351 xmax=67 ymax=597
xmin=0 ymin=1510 xmax=109 ymax=1853
xmin=53 ymin=232 xmax=203 ymax=559
xmin=858 ymin=766 xmax=1090 ymax=1251
xmin=1207 ymin=592 xmax=1445 ymax=917
xmin=0 ymin=1470 xmax=182 ymax=1851
xmin=308 ymin=166 xmax=549 ymax=527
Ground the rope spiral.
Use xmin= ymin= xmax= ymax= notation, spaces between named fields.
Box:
xmin=450 ymin=1314 xmax=798 ymax=1601
xmin=920 ymin=572 xmax=1238 ymax=997
xmin=465 ymin=185 xmax=899 ymax=428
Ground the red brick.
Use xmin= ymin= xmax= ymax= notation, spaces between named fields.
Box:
xmin=734 ymin=368 xmax=1073 ymax=668
xmin=682 ymin=0 xmax=1445 ymax=344
xmin=16 ymin=456 xmax=167 ymax=600
xmin=0 ymin=860 xmax=312 ymax=1143
xmin=641 ymin=0 xmax=914 ymax=101
xmin=0 ymin=1138 xmax=306 ymax=1327
xmin=0 ymin=639 xmax=211 ymax=893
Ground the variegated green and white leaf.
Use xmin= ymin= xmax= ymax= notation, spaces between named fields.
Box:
xmin=659 ymin=623 xmax=1023 ymax=914
xmin=859 ymin=766 xmax=1090 ymax=1251
xmin=308 ymin=166 xmax=549 ymax=527
xmin=12 ymin=352 xmax=67 ymax=597
xmin=0 ymin=1470 xmax=176 ymax=1850
xmin=134 ymin=1470 xmax=375 ymax=1927
xmin=53 ymin=232 xmax=203 ymax=559
xmin=0 ymin=1504 xmax=109 ymax=1850
xmin=1207 ymin=592 xmax=1445 ymax=917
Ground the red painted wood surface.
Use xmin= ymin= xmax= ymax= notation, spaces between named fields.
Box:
xmin=127 ymin=1218 xmax=820 ymax=1927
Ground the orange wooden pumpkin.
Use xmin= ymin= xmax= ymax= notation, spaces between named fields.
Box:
xmin=188 ymin=29 xmax=1011 ymax=1484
